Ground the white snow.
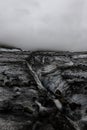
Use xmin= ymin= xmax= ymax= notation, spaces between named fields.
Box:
xmin=65 ymin=61 xmax=74 ymax=66
xmin=53 ymin=99 xmax=62 ymax=111
xmin=81 ymin=116 xmax=87 ymax=121
xmin=41 ymin=64 xmax=57 ymax=74
xmin=73 ymin=54 xmax=87 ymax=59
xmin=0 ymin=48 xmax=20 ymax=52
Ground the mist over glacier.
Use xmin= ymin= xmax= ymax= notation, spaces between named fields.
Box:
xmin=0 ymin=0 xmax=87 ymax=51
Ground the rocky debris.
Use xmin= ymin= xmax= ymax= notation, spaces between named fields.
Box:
xmin=0 ymin=50 xmax=87 ymax=130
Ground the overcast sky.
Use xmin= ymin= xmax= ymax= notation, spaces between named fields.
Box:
xmin=0 ymin=0 xmax=87 ymax=51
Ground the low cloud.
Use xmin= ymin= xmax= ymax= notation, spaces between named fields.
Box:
xmin=0 ymin=0 xmax=87 ymax=51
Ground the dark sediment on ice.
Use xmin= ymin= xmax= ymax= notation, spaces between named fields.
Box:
xmin=0 ymin=49 xmax=87 ymax=130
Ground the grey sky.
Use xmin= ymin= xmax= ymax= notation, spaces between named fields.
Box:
xmin=0 ymin=0 xmax=87 ymax=51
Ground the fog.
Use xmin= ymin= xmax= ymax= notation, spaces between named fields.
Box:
xmin=0 ymin=0 xmax=87 ymax=51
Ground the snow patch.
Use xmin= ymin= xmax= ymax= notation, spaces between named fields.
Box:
xmin=0 ymin=48 xmax=21 ymax=52
xmin=73 ymin=54 xmax=87 ymax=59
